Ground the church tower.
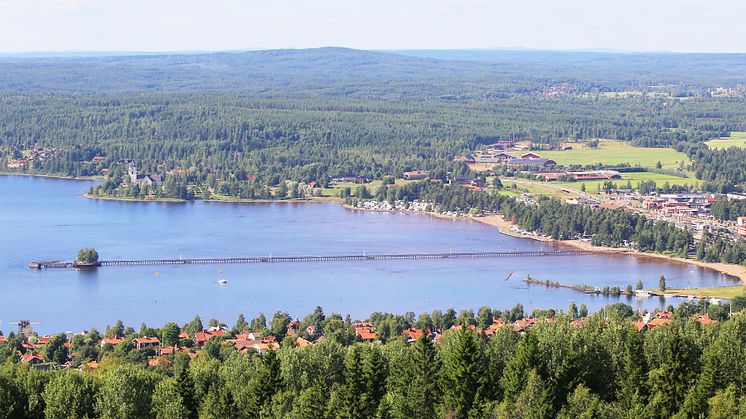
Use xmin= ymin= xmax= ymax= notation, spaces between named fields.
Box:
xmin=128 ymin=163 xmax=138 ymax=183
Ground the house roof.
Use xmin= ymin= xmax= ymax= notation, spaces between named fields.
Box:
xmin=194 ymin=330 xmax=226 ymax=343
xmin=294 ymin=337 xmax=312 ymax=347
xmin=506 ymin=158 xmax=556 ymax=166
xmin=133 ymin=337 xmax=160 ymax=345
xmin=21 ymin=353 xmax=45 ymax=363
xmin=696 ymin=314 xmax=717 ymax=325
xmin=647 ymin=318 xmax=672 ymax=330
xmin=101 ymin=337 xmax=124 ymax=346
xmin=402 ymin=328 xmax=427 ymax=341
xmin=160 ymin=346 xmax=178 ymax=355
xmin=355 ymin=327 xmax=377 ymax=341
xmin=655 ymin=311 xmax=673 ymax=319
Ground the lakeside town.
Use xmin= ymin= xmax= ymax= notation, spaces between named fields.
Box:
xmin=0 ymin=305 xmax=724 ymax=372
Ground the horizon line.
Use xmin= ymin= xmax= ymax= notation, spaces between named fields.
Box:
xmin=1 ymin=46 xmax=746 ymax=58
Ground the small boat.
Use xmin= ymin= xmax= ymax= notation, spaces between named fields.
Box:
xmin=217 ymin=279 xmax=228 ymax=285
xmin=218 ymin=269 xmax=224 ymax=273
xmin=155 ymin=272 xmax=160 ymax=276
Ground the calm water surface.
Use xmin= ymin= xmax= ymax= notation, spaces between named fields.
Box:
xmin=0 ymin=175 xmax=737 ymax=333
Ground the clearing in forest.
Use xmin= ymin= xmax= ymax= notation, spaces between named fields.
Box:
xmin=705 ymin=132 xmax=746 ymax=149
xmin=540 ymin=140 xmax=689 ymax=169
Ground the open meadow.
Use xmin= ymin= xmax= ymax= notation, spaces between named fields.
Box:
xmin=705 ymin=131 xmax=746 ymax=149
xmin=554 ymin=171 xmax=698 ymax=193
xmin=540 ymin=140 xmax=690 ymax=169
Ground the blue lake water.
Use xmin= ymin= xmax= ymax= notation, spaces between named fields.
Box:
xmin=0 ymin=175 xmax=737 ymax=333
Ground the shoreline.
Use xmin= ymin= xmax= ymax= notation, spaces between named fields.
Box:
xmin=83 ymin=193 xmax=340 ymax=205
xmin=344 ymin=204 xmax=746 ymax=285
xmin=11 ymin=172 xmax=746 ymax=287
xmin=473 ymin=214 xmax=746 ymax=284
xmin=0 ymin=172 xmax=102 ymax=181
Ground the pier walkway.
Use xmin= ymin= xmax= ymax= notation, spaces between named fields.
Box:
xmin=31 ymin=250 xmax=596 ymax=269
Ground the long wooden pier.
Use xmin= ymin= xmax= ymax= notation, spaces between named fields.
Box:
xmin=31 ymin=250 xmax=595 ymax=269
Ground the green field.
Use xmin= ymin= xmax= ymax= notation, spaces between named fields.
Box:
xmin=554 ymin=171 xmax=697 ymax=193
xmin=540 ymin=140 xmax=689 ymax=169
xmin=705 ymin=132 xmax=746 ymax=149
xmin=500 ymin=180 xmax=581 ymax=198
xmin=666 ymin=286 xmax=745 ymax=299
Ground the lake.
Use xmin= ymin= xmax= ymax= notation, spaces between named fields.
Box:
xmin=0 ymin=175 xmax=737 ymax=333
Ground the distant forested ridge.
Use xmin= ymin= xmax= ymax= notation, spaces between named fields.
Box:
xmin=1 ymin=49 xmax=746 ymax=189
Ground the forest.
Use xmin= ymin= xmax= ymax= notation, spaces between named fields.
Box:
xmin=2 ymin=299 xmax=746 ymax=419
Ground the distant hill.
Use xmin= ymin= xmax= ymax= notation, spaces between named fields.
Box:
xmin=0 ymin=47 xmax=745 ymax=93
xmin=0 ymin=47 xmax=495 ymax=93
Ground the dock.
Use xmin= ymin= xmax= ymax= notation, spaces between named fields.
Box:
xmin=30 ymin=250 xmax=595 ymax=269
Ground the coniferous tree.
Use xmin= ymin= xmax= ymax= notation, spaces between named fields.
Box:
xmin=412 ymin=333 xmax=441 ymax=418
xmin=246 ymin=350 xmax=283 ymax=413
xmin=339 ymin=345 xmax=367 ymax=419
xmin=442 ymin=328 xmax=483 ymax=418
xmin=362 ymin=345 xmax=387 ymax=416
xmin=501 ymin=332 xmax=539 ymax=403
xmin=175 ymin=365 xmax=198 ymax=419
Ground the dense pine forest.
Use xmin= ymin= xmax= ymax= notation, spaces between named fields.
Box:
xmin=1 ymin=49 xmax=746 ymax=192
xmin=2 ymin=299 xmax=746 ymax=419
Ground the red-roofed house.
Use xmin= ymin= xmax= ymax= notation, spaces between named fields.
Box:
xmin=21 ymin=353 xmax=45 ymax=365
xmin=100 ymin=337 xmax=125 ymax=348
xmin=510 ymin=318 xmax=536 ymax=333
xmin=159 ymin=346 xmax=179 ymax=356
xmin=148 ymin=356 xmax=173 ymax=368
xmin=402 ymin=328 xmax=430 ymax=342
xmin=403 ymin=170 xmax=429 ymax=180
xmin=193 ymin=330 xmax=226 ymax=347
xmin=355 ymin=327 xmax=377 ymax=342
xmin=133 ymin=337 xmax=160 ymax=350
xmin=294 ymin=337 xmax=312 ymax=348
xmin=696 ymin=314 xmax=717 ymax=326
xmin=646 ymin=318 xmax=672 ymax=330
xmin=655 ymin=311 xmax=673 ymax=319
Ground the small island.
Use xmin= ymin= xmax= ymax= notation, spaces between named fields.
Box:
xmin=75 ymin=248 xmax=101 ymax=268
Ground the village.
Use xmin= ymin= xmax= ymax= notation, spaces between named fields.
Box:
xmin=1 ymin=307 xmax=721 ymax=372
xmin=445 ymin=139 xmax=746 ymax=241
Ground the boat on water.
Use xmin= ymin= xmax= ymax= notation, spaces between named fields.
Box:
xmin=217 ymin=279 xmax=228 ymax=285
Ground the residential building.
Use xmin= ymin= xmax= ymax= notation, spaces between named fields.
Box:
xmin=403 ymin=170 xmax=429 ymax=180
xmin=132 ymin=336 xmax=160 ymax=350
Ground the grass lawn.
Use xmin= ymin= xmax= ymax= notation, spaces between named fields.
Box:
xmin=666 ymin=286 xmax=745 ymax=299
xmin=555 ymin=171 xmax=698 ymax=193
xmin=501 ymin=180 xmax=580 ymax=198
xmin=321 ymin=180 xmax=420 ymax=197
xmin=540 ymin=140 xmax=689 ymax=169
xmin=705 ymin=132 xmax=746 ymax=150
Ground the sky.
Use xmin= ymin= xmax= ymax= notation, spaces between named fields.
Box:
xmin=0 ymin=0 xmax=744 ymax=54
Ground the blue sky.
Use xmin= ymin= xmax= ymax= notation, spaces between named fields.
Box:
xmin=0 ymin=0 xmax=743 ymax=53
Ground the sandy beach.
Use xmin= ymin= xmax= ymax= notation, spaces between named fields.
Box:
xmin=471 ymin=214 xmax=746 ymax=284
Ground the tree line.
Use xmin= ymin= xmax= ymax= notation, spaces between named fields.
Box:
xmin=2 ymin=298 xmax=746 ymax=418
